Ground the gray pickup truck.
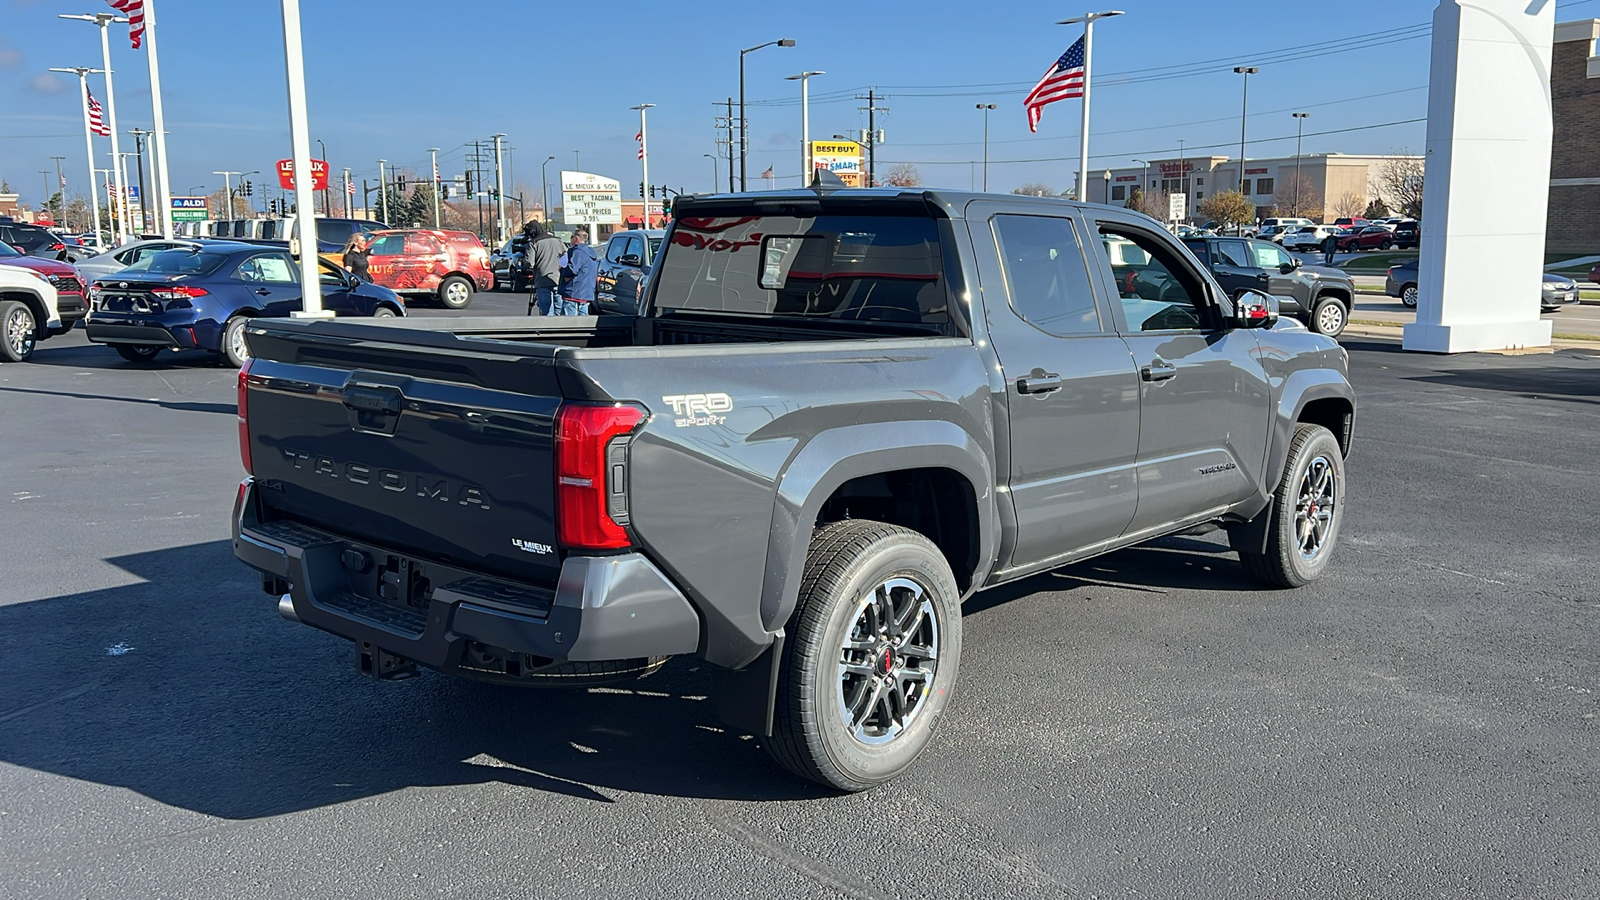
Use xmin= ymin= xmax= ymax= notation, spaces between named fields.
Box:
xmin=233 ymin=188 xmax=1355 ymax=791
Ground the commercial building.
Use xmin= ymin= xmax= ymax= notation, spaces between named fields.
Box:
xmin=1086 ymin=152 xmax=1420 ymax=222
xmin=1548 ymin=18 xmax=1600 ymax=253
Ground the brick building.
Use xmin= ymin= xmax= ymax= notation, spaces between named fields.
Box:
xmin=1548 ymin=19 xmax=1600 ymax=253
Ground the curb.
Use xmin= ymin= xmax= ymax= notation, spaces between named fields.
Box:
xmin=1339 ymin=323 xmax=1596 ymax=352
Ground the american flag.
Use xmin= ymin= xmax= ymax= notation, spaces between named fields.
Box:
xmin=107 ymin=0 xmax=145 ymax=50
xmin=1025 ymin=35 xmax=1086 ymax=133
xmin=87 ymin=88 xmax=111 ymax=137
xmin=635 ymin=131 xmax=644 ymax=160
xmin=346 ymin=180 xmax=356 ymax=196
xmin=60 ymin=173 xmax=68 ymax=189
xmin=760 ymin=165 xmax=774 ymax=179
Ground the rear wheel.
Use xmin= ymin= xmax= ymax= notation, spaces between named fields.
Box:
xmin=221 ymin=315 xmax=251 ymax=368
xmin=438 ymin=275 xmax=473 ymax=309
xmin=1401 ymin=285 xmax=1418 ymax=308
xmin=765 ymin=520 xmax=961 ymax=792
xmin=1239 ymin=424 xmax=1345 ymax=588
xmin=0 ymin=300 xmax=37 ymax=363
xmin=114 ymin=344 xmax=162 ymax=363
xmin=1310 ymin=296 xmax=1347 ymax=337
xmin=1380 ymin=239 xmax=1393 ymax=250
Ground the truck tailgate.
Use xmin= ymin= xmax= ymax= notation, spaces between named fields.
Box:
xmin=241 ymin=321 xmax=567 ymax=589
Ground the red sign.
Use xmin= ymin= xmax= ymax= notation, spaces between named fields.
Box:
xmin=276 ymin=158 xmax=329 ymax=191
xmin=1158 ymin=161 xmax=1196 ymax=175
xmin=1114 ymin=175 xmax=1139 ymax=183
xmin=1244 ymin=167 xmax=1269 ymax=175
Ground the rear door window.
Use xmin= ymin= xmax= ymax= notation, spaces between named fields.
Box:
xmin=990 ymin=214 xmax=1102 ymax=336
xmin=366 ymin=234 xmax=405 ymax=256
xmin=404 ymin=234 xmax=443 ymax=255
xmin=237 ymin=252 xmax=298 ymax=283
xmin=1214 ymin=240 xmax=1253 ymax=267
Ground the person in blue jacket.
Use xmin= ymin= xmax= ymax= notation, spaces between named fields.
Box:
xmin=557 ymin=227 xmax=598 ymax=315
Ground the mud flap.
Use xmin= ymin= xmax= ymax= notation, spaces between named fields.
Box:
xmin=1226 ymin=499 xmax=1275 ymax=556
xmin=713 ymin=631 xmax=784 ymax=737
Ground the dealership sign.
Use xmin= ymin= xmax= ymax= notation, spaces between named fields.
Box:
xmin=170 ymin=195 xmax=208 ymax=222
xmin=276 ymin=158 xmax=329 ymax=191
xmin=560 ymin=171 xmax=623 ymax=226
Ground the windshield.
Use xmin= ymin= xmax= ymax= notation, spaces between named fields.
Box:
xmin=118 ymin=249 xmax=231 ymax=277
xmin=653 ymin=213 xmax=949 ymax=330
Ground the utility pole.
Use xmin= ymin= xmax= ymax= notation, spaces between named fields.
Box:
xmin=856 ymin=89 xmax=889 ymax=186
xmin=343 ymin=167 xmax=351 ymax=218
xmin=492 ymin=133 xmax=507 ymax=244
xmin=725 ymin=98 xmax=735 ymax=192
xmin=376 ymin=158 xmax=388 ymax=223
xmin=428 ymin=148 xmax=441 ymax=228
xmin=49 ymin=156 xmax=66 ymax=225
xmin=213 ymin=170 xmax=242 ymax=220
xmin=129 ymin=127 xmax=150 ymax=231
xmin=38 ymin=172 xmax=51 ymax=222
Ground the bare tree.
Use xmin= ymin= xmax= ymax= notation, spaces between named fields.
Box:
xmin=1136 ymin=189 xmax=1172 ymax=221
xmin=1271 ymin=173 xmax=1324 ymax=219
xmin=1328 ymin=192 xmax=1367 ymax=220
xmin=884 ymin=163 xmax=922 ymax=187
xmin=1012 ymin=182 xmax=1056 ymax=197
xmin=1376 ymin=153 xmax=1424 ymax=219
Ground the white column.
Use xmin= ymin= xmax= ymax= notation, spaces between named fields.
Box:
xmin=1403 ymin=0 xmax=1555 ymax=353
xmin=96 ymin=21 xmax=130 ymax=245
xmin=144 ymin=0 xmax=173 ymax=238
xmin=428 ymin=149 xmax=441 ymax=228
xmin=279 ymin=0 xmax=325 ymax=317
xmin=1077 ymin=20 xmax=1093 ymax=202
xmin=493 ymin=134 xmax=506 ymax=243
xmin=76 ymin=73 xmax=103 ymax=247
xmin=640 ymin=108 xmax=650 ymax=225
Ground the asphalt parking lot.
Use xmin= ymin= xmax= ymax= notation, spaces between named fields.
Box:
xmin=2 ymin=318 xmax=1597 ymax=898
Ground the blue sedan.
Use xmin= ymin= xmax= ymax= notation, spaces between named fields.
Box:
xmin=85 ymin=241 xmax=405 ymax=367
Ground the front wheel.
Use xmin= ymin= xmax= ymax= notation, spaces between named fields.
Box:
xmin=1401 ymin=285 xmax=1418 ymax=308
xmin=371 ymin=306 xmax=398 ymax=318
xmin=765 ymin=520 xmax=962 ymax=792
xmin=1310 ymin=296 xmax=1347 ymax=337
xmin=438 ymin=275 xmax=473 ymax=309
xmin=0 ymin=300 xmax=38 ymax=363
xmin=1380 ymin=239 xmax=1393 ymax=251
xmin=1239 ymin=423 xmax=1346 ymax=588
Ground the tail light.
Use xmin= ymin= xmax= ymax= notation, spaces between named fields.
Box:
xmin=48 ymin=242 xmax=65 ymax=252
xmin=555 ymin=403 xmax=645 ymax=550
xmin=237 ymin=358 xmax=255 ymax=474
xmin=152 ymin=285 xmax=209 ymax=300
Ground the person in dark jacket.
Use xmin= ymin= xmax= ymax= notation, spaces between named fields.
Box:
xmin=342 ymin=234 xmax=370 ymax=282
xmin=557 ymin=227 xmax=598 ymax=315
xmin=525 ymin=220 xmax=566 ymax=315
xmin=1321 ymin=231 xmax=1338 ymax=266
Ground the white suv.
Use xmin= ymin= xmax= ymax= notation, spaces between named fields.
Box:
xmin=0 ymin=264 xmax=61 ymax=363
xmin=1282 ymin=224 xmax=1342 ymax=251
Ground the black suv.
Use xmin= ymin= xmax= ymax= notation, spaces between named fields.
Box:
xmin=595 ymin=229 xmax=664 ymax=315
xmin=1184 ymin=236 xmax=1354 ymax=337
xmin=1392 ymin=220 xmax=1420 ymax=250
xmin=0 ymin=221 xmax=73 ymax=261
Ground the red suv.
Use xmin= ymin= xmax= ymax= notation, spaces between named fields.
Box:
xmin=0 ymin=240 xmax=87 ymax=332
xmin=361 ymin=229 xmax=493 ymax=309
xmin=1335 ymin=225 xmax=1395 ymax=252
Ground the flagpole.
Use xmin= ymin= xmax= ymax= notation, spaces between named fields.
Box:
xmin=144 ymin=0 xmax=174 ymax=238
xmin=97 ymin=16 xmax=131 ymax=244
xmin=1058 ymin=11 xmax=1123 ymax=202
xmin=632 ymin=103 xmax=654 ymax=226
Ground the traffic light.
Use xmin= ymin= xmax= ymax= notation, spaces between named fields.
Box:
xmin=661 ymin=195 xmax=672 ymax=217
xmin=639 ymin=181 xmax=646 ymax=199
xmin=243 ymin=180 xmax=253 ymax=197
xmin=465 ymin=170 xmax=474 ymax=197
xmin=441 ymin=183 xmax=450 ymax=200
xmin=648 ymin=184 xmax=656 ymax=199
xmin=397 ymin=175 xmax=407 ymax=191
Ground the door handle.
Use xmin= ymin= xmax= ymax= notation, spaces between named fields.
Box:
xmin=1017 ymin=373 xmax=1062 ymax=395
xmin=1141 ymin=361 xmax=1178 ymax=382
xmin=254 ymin=288 xmax=271 ymax=295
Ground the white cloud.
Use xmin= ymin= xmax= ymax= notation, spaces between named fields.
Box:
xmin=29 ymin=72 xmax=68 ymax=94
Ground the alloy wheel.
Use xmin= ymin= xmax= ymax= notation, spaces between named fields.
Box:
xmin=1295 ymin=455 xmax=1337 ymax=559
xmin=1402 ymin=286 xmax=1418 ymax=308
xmin=1317 ymin=302 xmax=1346 ymax=335
xmin=5 ymin=305 xmax=35 ymax=359
xmin=446 ymin=282 xmax=470 ymax=305
xmin=836 ymin=576 xmax=941 ymax=746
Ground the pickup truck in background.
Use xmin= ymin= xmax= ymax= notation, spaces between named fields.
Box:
xmin=1183 ymin=235 xmax=1355 ymax=337
xmin=594 ymin=228 xmax=664 ymax=315
xmin=233 ymin=189 xmax=1355 ymax=791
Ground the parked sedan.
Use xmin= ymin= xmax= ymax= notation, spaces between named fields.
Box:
xmin=1335 ymin=225 xmax=1395 ymax=252
xmin=1386 ymin=258 xmax=1579 ymax=312
xmin=73 ymin=238 xmax=206 ymax=284
xmin=86 ymin=242 xmax=405 ymax=367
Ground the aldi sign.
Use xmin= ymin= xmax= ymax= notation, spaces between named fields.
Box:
xmin=170 ymin=195 xmax=208 ymax=222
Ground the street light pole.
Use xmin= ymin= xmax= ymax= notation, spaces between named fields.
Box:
xmin=213 ymin=170 xmax=241 ymax=220
xmin=1057 ymin=12 xmax=1124 ymax=202
xmin=428 ymin=147 xmax=441 ymax=228
xmin=1234 ymin=66 xmax=1259 ymax=193
xmin=739 ymin=38 xmax=796 ymax=191
xmin=1292 ymin=111 xmax=1309 ymax=216
xmin=50 ymin=67 xmax=104 ymax=245
xmin=786 ymin=71 xmax=823 ymax=185
xmin=703 ymin=154 xmax=719 ymax=192
xmin=316 ymin=138 xmax=328 ymax=215
xmin=975 ymin=103 xmax=996 ymax=191
xmin=541 ymin=155 xmax=555 ymax=225
xmin=62 ymin=13 xmax=132 ymax=244
xmin=376 ymin=158 xmax=388 ymax=223
xmin=492 ymin=133 xmax=507 ymax=244
xmin=1132 ymin=158 xmax=1151 ymax=209
xmin=631 ymin=105 xmax=654 ymax=225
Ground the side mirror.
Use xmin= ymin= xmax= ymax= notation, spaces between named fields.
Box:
xmin=1279 ymin=260 xmax=1299 ymax=274
xmin=618 ymin=253 xmax=643 ymax=267
xmin=1234 ymin=289 xmax=1279 ymax=329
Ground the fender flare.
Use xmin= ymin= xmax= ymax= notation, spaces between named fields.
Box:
xmin=1268 ymin=370 xmax=1355 ymax=484
xmin=758 ymin=420 xmax=996 ymax=635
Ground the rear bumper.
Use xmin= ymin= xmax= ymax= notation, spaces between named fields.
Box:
xmin=232 ymin=478 xmax=701 ymax=678
xmin=87 ymin=313 xmax=222 ymax=350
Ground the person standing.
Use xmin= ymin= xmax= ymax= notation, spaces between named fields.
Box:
xmin=342 ymin=234 xmax=370 ymax=282
xmin=525 ymin=220 xmax=566 ymax=315
xmin=1321 ymin=230 xmax=1338 ymax=267
xmin=558 ymin=227 xmax=598 ymax=315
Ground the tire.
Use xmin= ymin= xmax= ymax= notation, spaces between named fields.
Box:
xmin=1401 ymin=285 xmax=1418 ymax=308
xmin=115 ymin=344 xmax=162 ymax=363
xmin=372 ymin=306 xmax=398 ymax=318
xmin=1239 ymin=423 xmax=1346 ymax=588
xmin=765 ymin=520 xmax=962 ymax=792
xmin=1380 ymin=239 xmax=1393 ymax=251
xmin=438 ymin=275 xmax=473 ymax=309
xmin=1310 ymin=296 xmax=1347 ymax=337
xmin=220 ymin=315 xmax=251 ymax=368
xmin=0 ymin=300 xmax=37 ymax=363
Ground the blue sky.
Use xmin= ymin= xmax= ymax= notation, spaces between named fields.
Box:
xmin=3 ymin=0 xmax=1599 ymax=211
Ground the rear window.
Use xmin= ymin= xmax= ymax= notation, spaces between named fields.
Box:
xmin=119 ymin=249 xmax=230 ymax=277
xmin=654 ymin=214 xmax=949 ymax=330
